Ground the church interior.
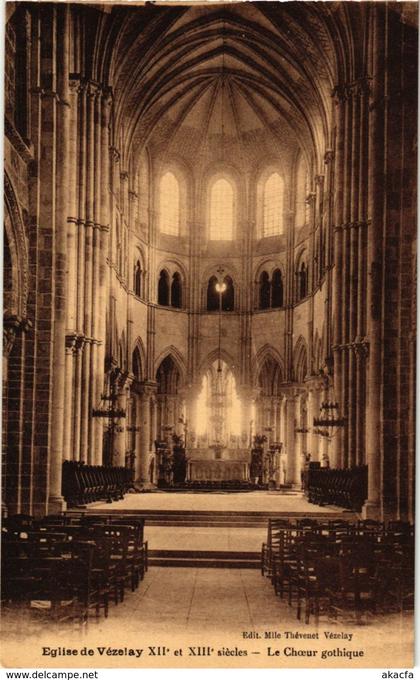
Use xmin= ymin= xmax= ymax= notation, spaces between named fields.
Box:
xmin=2 ymin=1 xmax=417 ymax=664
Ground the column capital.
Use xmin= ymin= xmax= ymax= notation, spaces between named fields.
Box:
xmin=139 ymin=380 xmax=158 ymax=397
xmin=3 ymin=314 xmax=32 ymax=357
xmin=324 ymin=149 xmax=334 ymax=164
xmin=352 ymin=338 xmax=370 ymax=358
xmin=65 ymin=332 xmax=77 ymax=353
xmin=237 ymin=385 xmax=260 ymax=401
xmin=281 ymin=386 xmax=305 ymax=401
xmin=109 ymin=145 xmax=120 ymax=163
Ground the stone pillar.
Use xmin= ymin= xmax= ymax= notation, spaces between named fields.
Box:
xmin=134 ymin=392 xmax=142 ymax=481
xmin=139 ymin=392 xmax=151 ymax=483
xmin=285 ymin=393 xmax=298 ymax=486
xmin=95 ymin=89 xmax=112 ymax=466
xmin=48 ymin=5 xmax=70 ymax=514
xmin=80 ymin=340 xmax=91 ymax=462
xmin=363 ymin=6 xmax=385 ymax=519
xmin=294 ymin=396 xmax=304 ymax=487
xmin=113 ymin=385 xmax=128 ymax=467
xmin=331 ymin=86 xmax=345 ymax=471
xmin=63 ymin=334 xmax=76 ymax=460
xmin=138 ymin=382 xmax=157 ymax=484
xmin=274 ymin=398 xmax=282 ymax=443
xmin=150 ymin=395 xmax=157 ymax=449
xmin=278 ymin=395 xmax=285 ymax=447
xmin=72 ymin=336 xmax=84 ymax=461
xmin=308 ymin=387 xmax=320 ymax=462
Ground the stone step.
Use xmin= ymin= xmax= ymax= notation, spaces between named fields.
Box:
xmin=149 ymin=558 xmax=259 ymax=569
xmin=145 ymin=520 xmax=268 ymax=527
xmin=148 ymin=549 xmax=261 ymax=569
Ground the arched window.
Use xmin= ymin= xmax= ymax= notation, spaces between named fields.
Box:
xmin=207 ymin=275 xmax=219 ymax=311
xmin=272 ymin=269 xmax=283 ymax=308
xmin=160 ymin=172 xmax=180 ymax=236
xmin=206 ymin=275 xmax=234 ymax=311
xmin=295 ymin=154 xmax=310 ymax=228
xmin=209 ymin=178 xmax=234 ymax=240
xmin=158 ymin=270 xmax=170 ymax=306
xmin=259 ymin=271 xmax=270 ymax=310
xmin=134 ymin=260 xmax=142 ymax=297
xmin=171 ymin=272 xmax=182 ymax=309
xmin=132 ymin=347 xmax=142 ymax=381
xmin=298 ymin=261 xmax=308 ymax=301
xmin=222 ymin=276 xmax=234 ymax=311
xmin=263 ymin=172 xmax=283 ymax=237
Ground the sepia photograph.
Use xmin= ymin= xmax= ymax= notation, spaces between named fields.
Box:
xmin=1 ymin=0 xmax=417 ymax=672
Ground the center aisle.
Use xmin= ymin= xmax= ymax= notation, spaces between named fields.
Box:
xmin=2 ymin=567 xmax=412 ymax=668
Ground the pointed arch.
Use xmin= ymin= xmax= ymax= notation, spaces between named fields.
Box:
xmin=255 ymin=345 xmax=285 ymax=383
xmin=258 ymin=355 xmax=283 ymax=396
xmin=156 ymin=355 xmax=181 ymax=395
xmin=154 ymin=345 xmax=186 ymax=384
xmin=293 ymin=336 xmax=308 ymax=383
xmin=131 ymin=336 xmax=146 ymax=380
xmin=199 ymin=348 xmax=239 ymax=382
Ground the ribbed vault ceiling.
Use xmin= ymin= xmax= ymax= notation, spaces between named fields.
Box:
xmin=91 ymin=2 xmax=367 ymax=170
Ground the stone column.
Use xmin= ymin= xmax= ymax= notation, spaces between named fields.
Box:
xmin=346 ymin=84 xmax=360 ymax=468
xmin=72 ymin=336 xmax=84 ymax=461
xmin=113 ymin=384 xmax=128 ymax=467
xmin=80 ymin=340 xmax=91 ymax=462
xmin=307 ymin=386 xmax=320 ymax=462
xmin=95 ymin=89 xmax=112 ymax=466
xmin=139 ymin=391 xmax=151 ymax=483
xmin=295 ymin=396 xmax=305 ymax=487
xmin=331 ymin=86 xmax=345 ymax=471
xmin=363 ymin=6 xmax=385 ymax=519
xmin=150 ymin=395 xmax=157 ymax=449
xmin=284 ymin=393 xmax=298 ymax=486
xmin=138 ymin=382 xmax=157 ymax=484
xmin=278 ymin=395 xmax=285 ymax=447
xmin=133 ymin=391 xmax=142 ymax=481
xmin=48 ymin=5 xmax=70 ymax=513
xmin=63 ymin=334 xmax=76 ymax=460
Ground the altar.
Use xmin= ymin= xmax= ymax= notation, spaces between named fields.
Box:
xmin=187 ymin=458 xmax=249 ymax=482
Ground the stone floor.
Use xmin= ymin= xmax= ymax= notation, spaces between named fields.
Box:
xmin=93 ymin=490 xmax=347 ymax=514
xmin=145 ymin=525 xmax=265 ymax=551
xmin=1 ymin=567 xmax=413 ymax=669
